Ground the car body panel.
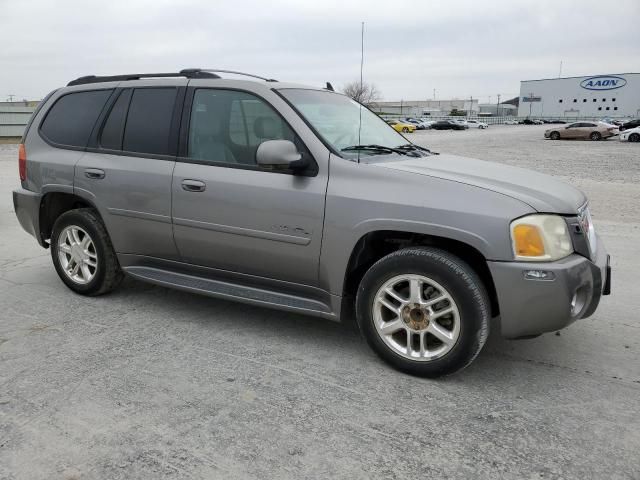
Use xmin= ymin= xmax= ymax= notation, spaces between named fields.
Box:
xmin=372 ymin=153 xmax=587 ymax=213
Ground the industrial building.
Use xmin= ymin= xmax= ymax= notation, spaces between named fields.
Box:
xmin=518 ymin=73 xmax=640 ymax=118
xmin=372 ymin=99 xmax=479 ymax=116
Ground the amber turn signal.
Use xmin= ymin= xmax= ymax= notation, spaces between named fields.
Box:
xmin=513 ymin=224 xmax=545 ymax=257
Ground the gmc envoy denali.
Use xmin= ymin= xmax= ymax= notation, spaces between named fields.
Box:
xmin=13 ymin=69 xmax=611 ymax=377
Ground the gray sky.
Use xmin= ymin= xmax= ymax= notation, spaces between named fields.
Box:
xmin=1 ymin=0 xmax=638 ymax=102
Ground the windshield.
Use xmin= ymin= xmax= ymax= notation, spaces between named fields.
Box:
xmin=279 ymin=88 xmax=409 ymax=159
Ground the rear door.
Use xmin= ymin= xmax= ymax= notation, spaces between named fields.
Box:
xmin=171 ymin=86 xmax=328 ymax=286
xmin=74 ymin=80 xmax=187 ymax=259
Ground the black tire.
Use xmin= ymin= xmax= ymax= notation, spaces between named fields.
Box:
xmin=629 ymin=133 xmax=640 ymax=143
xmin=356 ymin=247 xmax=490 ymax=377
xmin=590 ymin=131 xmax=602 ymax=141
xmin=50 ymin=208 xmax=123 ymax=296
xmin=550 ymin=131 xmax=560 ymax=140
xmin=402 ymin=127 xmax=409 ymax=133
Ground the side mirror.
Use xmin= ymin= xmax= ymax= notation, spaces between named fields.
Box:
xmin=256 ymin=140 xmax=308 ymax=172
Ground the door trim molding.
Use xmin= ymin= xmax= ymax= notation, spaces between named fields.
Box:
xmin=173 ymin=216 xmax=311 ymax=245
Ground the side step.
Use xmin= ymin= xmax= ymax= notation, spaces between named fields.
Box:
xmin=124 ymin=266 xmax=335 ymax=319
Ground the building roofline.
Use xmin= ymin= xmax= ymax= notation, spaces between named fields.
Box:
xmin=521 ymin=73 xmax=639 ymax=83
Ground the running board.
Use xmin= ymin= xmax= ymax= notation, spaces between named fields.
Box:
xmin=123 ymin=266 xmax=336 ymax=319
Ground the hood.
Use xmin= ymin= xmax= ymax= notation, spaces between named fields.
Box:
xmin=373 ymin=153 xmax=586 ymax=213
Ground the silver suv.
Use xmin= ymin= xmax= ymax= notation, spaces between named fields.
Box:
xmin=13 ymin=69 xmax=611 ymax=377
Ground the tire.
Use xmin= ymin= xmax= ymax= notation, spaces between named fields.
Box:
xmin=50 ymin=208 xmax=123 ymax=296
xmin=590 ymin=131 xmax=602 ymax=141
xmin=629 ymin=133 xmax=640 ymax=142
xmin=550 ymin=131 xmax=560 ymax=140
xmin=402 ymin=127 xmax=409 ymax=133
xmin=356 ymin=247 xmax=490 ymax=377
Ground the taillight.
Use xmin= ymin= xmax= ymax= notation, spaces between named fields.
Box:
xmin=18 ymin=143 xmax=26 ymax=181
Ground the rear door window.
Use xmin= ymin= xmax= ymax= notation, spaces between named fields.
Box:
xmin=122 ymin=88 xmax=178 ymax=155
xmin=99 ymin=89 xmax=132 ymax=150
xmin=40 ymin=89 xmax=113 ymax=147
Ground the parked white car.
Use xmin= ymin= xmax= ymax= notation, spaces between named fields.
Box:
xmin=452 ymin=119 xmax=469 ymax=129
xmin=619 ymin=126 xmax=640 ymax=142
xmin=466 ymin=120 xmax=488 ymax=129
xmin=504 ymin=119 xmax=518 ymax=125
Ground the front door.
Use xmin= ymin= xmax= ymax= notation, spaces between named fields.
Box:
xmin=171 ymin=88 xmax=328 ymax=286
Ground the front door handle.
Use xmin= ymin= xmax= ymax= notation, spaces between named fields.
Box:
xmin=181 ymin=179 xmax=206 ymax=192
xmin=85 ymin=168 xmax=105 ymax=180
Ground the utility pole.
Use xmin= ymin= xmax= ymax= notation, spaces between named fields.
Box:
xmin=559 ymin=60 xmax=563 ymax=78
xmin=433 ymin=88 xmax=436 ymax=100
xmin=7 ymin=94 xmax=15 ymax=102
xmin=497 ymin=94 xmax=501 ymax=117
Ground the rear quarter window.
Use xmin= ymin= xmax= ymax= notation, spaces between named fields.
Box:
xmin=40 ymin=89 xmax=113 ymax=147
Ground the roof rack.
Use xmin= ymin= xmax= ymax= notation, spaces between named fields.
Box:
xmin=67 ymin=68 xmax=277 ymax=87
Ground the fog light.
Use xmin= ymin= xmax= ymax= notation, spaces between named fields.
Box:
xmin=523 ymin=270 xmax=555 ymax=281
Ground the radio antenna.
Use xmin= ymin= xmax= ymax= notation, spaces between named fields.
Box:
xmin=357 ymin=21 xmax=365 ymax=163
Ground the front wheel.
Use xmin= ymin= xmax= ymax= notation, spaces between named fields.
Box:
xmin=356 ymin=247 xmax=490 ymax=377
xmin=51 ymin=208 xmax=123 ymax=296
xmin=402 ymin=127 xmax=409 ymax=133
xmin=590 ymin=131 xmax=602 ymax=141
xmin=550 ymin=131 xmax=560 ymax=140
xmin=629 ymin=133 xmax=640 ymax=142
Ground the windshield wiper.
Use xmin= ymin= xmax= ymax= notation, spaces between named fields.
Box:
xmin=396 ymin=143 xmax=439 ymax=155
xmin=341 ymin=144 xmax=408 ymax=155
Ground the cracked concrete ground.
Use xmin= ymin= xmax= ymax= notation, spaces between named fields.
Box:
xmin=1 ymin=126 xmax=639 ymax=479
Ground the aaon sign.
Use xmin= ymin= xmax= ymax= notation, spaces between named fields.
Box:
xmin=580 ymin=75 xmax=627 ymax=90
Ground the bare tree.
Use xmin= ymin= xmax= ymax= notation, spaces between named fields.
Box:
xmin=342 ymin=80 xmax=381 ymax=106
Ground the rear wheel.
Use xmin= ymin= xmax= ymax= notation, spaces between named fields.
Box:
xmin=402 ymin=127 xmax=409 ymax=133
xmin=629 ymin=133 xmax=640 ymax=142
xmin=356 ymin=247 xmax=490 ymax=377
xmin=51 ymin=208 xmax=123 ymax=296
xmin=550 ymin=131 xmax=560 ymax=140
xmin=590 ymin=131 xmax=602 ymax=141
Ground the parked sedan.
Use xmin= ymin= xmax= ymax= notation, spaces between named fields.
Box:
xmin=503 ymin=119 xmax=519 ymax=125
xmin=431 ymin=120 xmax=467 ymax=130
xmin=401 ymin=118 xmax=426 ymax=130
xmin=386 ymin=120 xmax=416 ymax=133
xmin=466 ymin=120 xmax=488 ymax=129
xmin=619 ymin=118 xmax=640 ymax=131
xmin=619 ymin=126 xmax=640 ymax=142
xmin=544 ymin=122 xmax=618 ymax=141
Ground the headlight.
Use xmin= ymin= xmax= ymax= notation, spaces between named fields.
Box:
xmin=578 ymin=205 xmax=597 ymax=255
xmin=510 ymin=215 xmax=573 ymax=261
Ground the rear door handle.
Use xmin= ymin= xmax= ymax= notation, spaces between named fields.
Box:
xmin=84 ymin=168 xmax=105 ymax=180
xmin=181 ymin=179 xmax=206 ymax=192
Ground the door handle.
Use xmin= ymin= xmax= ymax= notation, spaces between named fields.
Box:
xmin=84 ymin=168 xmax=105 ymax=180
xmin=181 ymin=179 xmax=206 ymax=192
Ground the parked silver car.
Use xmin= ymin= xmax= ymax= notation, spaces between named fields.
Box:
xmin=13 ymin=69 xmax=611 ymax=377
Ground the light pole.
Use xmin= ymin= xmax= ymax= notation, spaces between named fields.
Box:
xmin=497 ymin=94 xmax=501 ymax=117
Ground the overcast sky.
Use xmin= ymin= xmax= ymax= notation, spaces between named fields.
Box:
xmin=1 ymin=0 xmax=638 ymax=102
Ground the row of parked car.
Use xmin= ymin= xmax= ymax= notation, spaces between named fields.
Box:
xmin=543 ymin=120 xmax=640 ymax=142
xmin=385 ymin=118 xmax=489 ymax=132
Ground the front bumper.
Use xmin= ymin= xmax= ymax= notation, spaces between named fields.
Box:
xmin=488 ymin=235 xmax=610 ymax=338
xmin=13 ymin=188 xmax=45 ymax=247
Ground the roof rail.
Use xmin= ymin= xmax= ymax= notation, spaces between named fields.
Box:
xmin=67 ymin=69 xmax=277 ymax=87
xmin=184 ymin=69 xmax=278 ymax=82
xmin=67 ymin=70 xmax=220 ymax=87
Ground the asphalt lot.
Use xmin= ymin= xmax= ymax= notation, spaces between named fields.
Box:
xmin=1 ymin=125 xmax=639 ymax=479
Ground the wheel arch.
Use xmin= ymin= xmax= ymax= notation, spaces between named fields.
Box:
xmin=341 ymin=230 xmax=500 ymax=318
xmin=39 ymin=191 xmax=102 ymax=247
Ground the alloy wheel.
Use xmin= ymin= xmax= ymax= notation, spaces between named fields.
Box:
xmin=57 ymin=225 xmax=98 ymax=285
xmin=372 ymin=274 xmax=461 ymax=361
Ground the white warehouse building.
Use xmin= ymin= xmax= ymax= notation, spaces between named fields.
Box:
xmin=518 ymin=73 xmax=640 ymax=118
